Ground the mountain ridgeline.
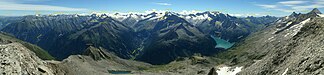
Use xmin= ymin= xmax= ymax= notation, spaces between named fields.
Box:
xmin=0 ymin=11 xmax=277 ymax=64
xmin=212 ymin=8 xmax=324 ymax=75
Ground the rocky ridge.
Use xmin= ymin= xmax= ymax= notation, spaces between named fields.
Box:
xmin=0 ymin=43 xmax=54 ymax=75
xmin=212 ymin=8 xmax=324 ymax=75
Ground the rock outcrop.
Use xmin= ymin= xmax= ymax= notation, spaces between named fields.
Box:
xmin=82 ymin=46 xmax=111 ymax=60
xmin=207 ymin=67 xmax=218 ymax=75
xmin=0 ymin=42 xmax=154 ymax=75
xmin=0 ymin=43 xmax=55 ymax=75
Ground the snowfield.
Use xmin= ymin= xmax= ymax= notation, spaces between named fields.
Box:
xmin=216 ymin=66 xmax=243 ymax=75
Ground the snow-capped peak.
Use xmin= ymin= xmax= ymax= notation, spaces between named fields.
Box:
xmin=86 ymin=10 xmax=232 ymax=24
xmin=107 ymin=12 xmax=148 ymax=21
xmin=90 ymin=12 xmax=107 ymax=17
xmin=178 ymin=10 xmax=202 ymax=15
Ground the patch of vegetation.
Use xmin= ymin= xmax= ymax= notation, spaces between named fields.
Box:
xmin=129 ymin=47 xmax=144 ymax=60
xmin=21 ymin=42 xmax=55 ymax=60
xmin=0 ymin=32 xmax=55 ymax=60
xmin=144 ymin=62 xmax=185 ymax=72
xmin=212 ymin=30 xmax=268 ymax=66
xmin=215 ymin=21 xmax=222 ymax=26
xmin=90 ymin=19 xmax=98 ymax=22
xmin=99 ymin=22 xmax=108 ymax=25
xmin=137 ymin=66 xmax=150 ymax=71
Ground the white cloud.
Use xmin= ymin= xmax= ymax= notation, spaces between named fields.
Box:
xmin=273 ymin=8 xmax=295 ymax=12
xmin=255 ymin=0 xmax=323 ymax=13
xmin=0 ymin=1 xmax=87 ymax=11
xmin=315 ymin=0 xmax=324 ymax=4
xmin=279 ymin=1 xmax=308 ymax=5
xmin=256 ymin=4 xmax=277 ymax=8
xmin=292 ymin=4 xmax=324 ymax=10
xmin=154 ymin=2 xmax=172 ymax=6
xmin=256 ymin=4 xmax=295 ymax=12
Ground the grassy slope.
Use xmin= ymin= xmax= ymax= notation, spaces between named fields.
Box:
xmin=210 ymin=23 xmax=285 ymax=68
xmin=0 ymin=32 xmax=55 ymax=60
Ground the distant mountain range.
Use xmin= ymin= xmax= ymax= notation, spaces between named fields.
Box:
xmin=0 ymin=11 xmax=277 ymax=64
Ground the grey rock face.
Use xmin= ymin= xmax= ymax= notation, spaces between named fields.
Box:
xmin=240 ymin=17 xmax=324 ymax=75
xmin=0 ymin=42 xmax=154 ymax=75
xmin=308 ymin=8 xmax=322 ymax=14
xmin=218 ymin=9 xmax=324 ymax=75
xmin=82 ymin=46 xmax=111 ymax=60
xmin=0 ymin=43 xmax=54 ymax=75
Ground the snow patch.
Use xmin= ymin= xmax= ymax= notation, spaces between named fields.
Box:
xmin=275 ymin=18 xmax=310 ymax=37
xmin=210 ymin=12 xmax=220 ymax=16
xmin=178 ymin=10 xmax=202 ymax=15
xmin=149 ymin=12 xmax=166 ymax=20
xmin=286 ymin=18 xmax=310 ymax=36
xmin=216 ymin=66 xmax=243 ymax=75
xmin=108 ymin=13 xmax=150 ymax=22
xmin=179 ymin=12 xmax=210 ymax=20
xmin=108 ymin=14 xmax=128 ymax=21
xmin=282 ymin=68 xmax=289 ymax=75
xmin=286 ymin=22 xmax=293 ymax=26
xmin=267 ymin=36 xmax=275 ymax=42
xmin=285 ymin=16 xmax=289 ymax=19
xmin=318 ymin=14 xmax=324 ymax=17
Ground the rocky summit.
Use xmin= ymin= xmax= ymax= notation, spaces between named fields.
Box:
xmin=0 ymin=43 xmax=54 ymax=75
xmin=0 ymin=33 xmax=55 ymax=75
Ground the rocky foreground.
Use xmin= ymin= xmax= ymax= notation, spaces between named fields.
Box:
xmin=0 ymin=41 xmax=155 ymax=75
xmin=0 ymin=43 xmax=54 ymax=75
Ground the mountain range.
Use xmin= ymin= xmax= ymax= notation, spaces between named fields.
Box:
xmin=2 ymin=8 xmax=324 ymax=75
xmin=0 ymin=11 xmax=277 ymax=64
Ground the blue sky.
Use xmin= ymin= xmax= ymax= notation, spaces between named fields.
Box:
xmin=0 ymin=0 xmax=322 ymax=17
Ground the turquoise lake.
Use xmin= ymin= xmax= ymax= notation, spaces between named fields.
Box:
xmin=210 ymin=35 xmax=235 ymax=49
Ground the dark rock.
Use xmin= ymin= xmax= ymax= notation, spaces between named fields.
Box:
xmin=38 ymin=67 xmax=46 ymax=73
xmin=82 ymin=46 xmax=111 ymax=60
xmin=308 ymin=8 xmax=322 ymax=14
xmin=207 ymin=67 xmax=218 ymax=75
xmin=197 ymin=70 xmax=205 ymax=74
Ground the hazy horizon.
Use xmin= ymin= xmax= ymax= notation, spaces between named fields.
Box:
xmin=0 ymin=0 xmax=323 ymax=17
